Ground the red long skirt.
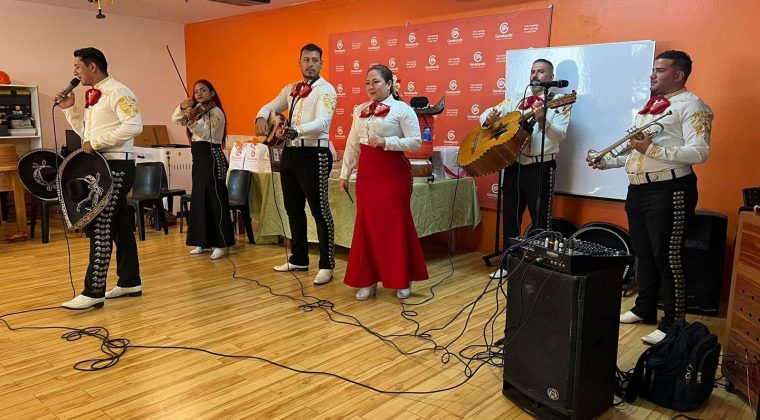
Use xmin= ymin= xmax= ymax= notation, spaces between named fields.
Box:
xmin=343 ymin=145 xmax=429 ymax=289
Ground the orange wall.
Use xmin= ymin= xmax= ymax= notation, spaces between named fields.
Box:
xmin=186 ymin=0 xmax=760 ymax=261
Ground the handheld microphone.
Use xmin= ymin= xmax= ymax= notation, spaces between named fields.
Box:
xmin=532 ymin=80 xmax=569 ymax=88
xmin=54 ymin=78 xmax=81 ymax=105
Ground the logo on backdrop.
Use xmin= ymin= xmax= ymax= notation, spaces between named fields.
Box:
xmin=335 ymin=40 xmax=345 ymax=53
xmin=406 ymin=81 xmax=418 ymax=95
xmin=469 ymin=51 xmax=486 ymax=69
xmin=337 ymin=126 xmax=344 ymax=136
xmin=493 ymin=77 xmax=507 ymax=95
xmin=336 ymin=83 xmax=345 ymax=97
xmin=446 ymin=130 xmax=457 ymax=144
xmin=496 ymin=22 xmax=514 ymax=40
xmin=446 ymin=79 xmax=461 ymax=95
xmin=425 ymin=54 xmax=439 ymax=71
xmin=469 ymin=104 xmax=481 ymax=120
xmin=351 ymin=60 xmax=362 ymax=75
xmin=388 ymin=57 xmax=398 ymax=70
xmin=369 ymin=36 xmax=380 ymax=51
xmin=447 ymin=27 xmax=463 ymax=45
xmin=405 ymin=32 xmax=419 ymax=48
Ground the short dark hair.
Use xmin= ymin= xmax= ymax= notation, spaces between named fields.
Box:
xmin=300 ymin=43 xmax=323 ymax=59
xmin=533 ymin=58 xmax=554 ymax=73
xmin=74 ymin=47 xmax=108 ymax=75
xmin=656 ymin=50 xmax=692 ymax=82
xmin=368 ymin=64 xmax=399 ymax=100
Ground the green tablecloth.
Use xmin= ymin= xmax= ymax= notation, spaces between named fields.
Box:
xmin=249 ymin=172 xmax=481 ymax=248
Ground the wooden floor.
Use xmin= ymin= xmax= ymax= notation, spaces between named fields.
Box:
xmin=0 ymin=219 xmax=755 ymax=419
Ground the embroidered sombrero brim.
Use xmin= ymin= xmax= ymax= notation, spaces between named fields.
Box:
xmin=412 ymin=96 xmax=446 ymax=115
xmin=56 ymin=149 xmax=113 ymax=230
xmin=17 ymin=149 xmax=64 ymax=201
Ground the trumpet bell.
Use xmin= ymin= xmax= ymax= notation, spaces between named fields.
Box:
xmin=586 ymin=149 xmax=601 ymax=163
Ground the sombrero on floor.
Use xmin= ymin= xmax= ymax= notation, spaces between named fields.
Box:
xmin=16 ymin=149 xmax=64 ymax=201
xmin=56 ymin=149 xmax=113 ymax=230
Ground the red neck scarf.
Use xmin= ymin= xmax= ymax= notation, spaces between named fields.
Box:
xmin=638 ymin=96 xmax=671 ymax=115
xmin=84 ymin=88 xmax=102 ymax=108
xmin=290 ymin=82 xmax=313 ymax=98
xmin=359 ymin=101 xmax=390 ymax=118
xmin=517 ymin=95 xmax=544 ymax=110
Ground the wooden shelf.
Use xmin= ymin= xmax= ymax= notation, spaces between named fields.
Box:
xmin=0 ymin=84 xmax=42 ymax=150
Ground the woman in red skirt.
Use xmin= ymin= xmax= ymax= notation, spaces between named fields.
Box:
xmin=339 ymin=64 xmax=429 ymax=301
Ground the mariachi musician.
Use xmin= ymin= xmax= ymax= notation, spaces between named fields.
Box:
xmin=254 ymin=43 xmax=337 ymax=286
xmin=589 ymin=50 xmax=713 ymax=345
xmin=479 ymin=58 xmax=573 ymax=279
xmin=54 ymin=47 xmax=143 ymax=310
xmin=172 ymin=79 xmax=235 ymax=260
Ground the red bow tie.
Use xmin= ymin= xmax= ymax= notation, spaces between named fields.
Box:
xmin=85 ymin=88 xmax=102 ymax=108
xmin=639 ymin=96 xmax=670 ymax=115
xmin=290 ymin=82 xmax=313 ymax=98
xmin=517 ymin=95 xmax=544 ymax=110
xmin=359 ymin=101 xmax=390 ymax=118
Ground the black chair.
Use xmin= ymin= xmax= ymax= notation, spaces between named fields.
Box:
xmin=742 ymin=187 xmax=760 ymax=208
xmin=227 ymin=169 xmax=255 ymax=244
xmin=127 ymin=164 xmax=167 ymax=240
xmin=179 ymin=192 xmax=192 ymax=233
xmin=140 ymin=161 xmax=186 ymax=217
xmin=29 ymin=199 xmax=59 ymax=243
xmin=0 ymin=191 xmax=9 ymax=221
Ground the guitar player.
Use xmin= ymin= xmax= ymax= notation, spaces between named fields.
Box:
xmin=479 ymin=58 xmax=574 ymax=279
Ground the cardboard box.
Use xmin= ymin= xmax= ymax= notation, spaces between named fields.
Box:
xmin=134 ymin=125 xmax=170 ymax=147
xmin=432 ymin=146 xmax=466 ymax=179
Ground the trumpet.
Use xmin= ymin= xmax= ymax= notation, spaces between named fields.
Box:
xmin=586 ymin=110 xmax=672 ymax=164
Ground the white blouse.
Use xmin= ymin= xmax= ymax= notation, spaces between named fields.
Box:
xmin=340 ymin=96 xmax=421 ymax=179
xmin=171 ymin=105 xmax=225 ymax=144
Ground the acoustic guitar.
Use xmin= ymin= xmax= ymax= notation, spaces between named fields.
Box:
xmin=262 ymin=111 xmax=288 ymax=147
xmin=457 ymin=91 xmax=577 ymax=177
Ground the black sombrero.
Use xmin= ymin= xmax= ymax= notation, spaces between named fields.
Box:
xmin=17 ymin=149 xmax=64 ymax=201
xmin=56 ymin=149 xmax=113 ymax=230
xmin=410 ymin=96 xmax=446 ymax=115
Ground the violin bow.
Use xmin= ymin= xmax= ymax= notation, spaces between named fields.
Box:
xmin=166 ymin=45 xmax=190 ymax=97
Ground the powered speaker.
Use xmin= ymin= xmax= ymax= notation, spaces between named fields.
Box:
xmin=682 ymin=209 xmax=727 ymax=314
xmin=502 ymin=256 xmax=624 ymax=419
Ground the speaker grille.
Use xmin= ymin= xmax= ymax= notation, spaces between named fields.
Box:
xmin=503 ymin=256 xmax=624 ymax=419
xmin=504 ymin=260 xmax=578 ymax=410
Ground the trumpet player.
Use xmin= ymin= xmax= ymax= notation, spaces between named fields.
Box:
xmin=589 ymin=51 xmax=713 ymax=345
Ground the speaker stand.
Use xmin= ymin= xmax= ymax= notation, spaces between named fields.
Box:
xmin=482 ymin=168 xmax=504 ymax=267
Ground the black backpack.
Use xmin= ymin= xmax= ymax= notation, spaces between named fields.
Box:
xmin=624 ymin=321 xmax=721 ymax=412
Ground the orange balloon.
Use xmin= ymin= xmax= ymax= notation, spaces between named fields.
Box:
xmin=0 ymin=71 xmax=10 ymax=84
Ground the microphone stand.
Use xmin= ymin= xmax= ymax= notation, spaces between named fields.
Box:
xmin=536 ymin=85 xmax=550 ymax=234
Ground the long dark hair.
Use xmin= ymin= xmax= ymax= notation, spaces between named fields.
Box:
xmin=367 ymin=64 xmax=399 ymax=100
xmin=187 ymin=79 xmax=227 ymax=146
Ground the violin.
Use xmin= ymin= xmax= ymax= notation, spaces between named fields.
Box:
xmin=180 ymin=100 xmax=216 ymax=125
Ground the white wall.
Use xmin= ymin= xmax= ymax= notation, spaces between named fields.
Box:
xmin=0 ymin=0 xmax=188 ymax=149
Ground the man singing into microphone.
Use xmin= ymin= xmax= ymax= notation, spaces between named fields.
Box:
xmin=55 ymin=47 xmax=143 ymax=310
xmin=479 ymin=58 xmax=573 ymax=279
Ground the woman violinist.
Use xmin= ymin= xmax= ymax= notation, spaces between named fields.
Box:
xmin=171 ymin=79 xmax=235 ymax=259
